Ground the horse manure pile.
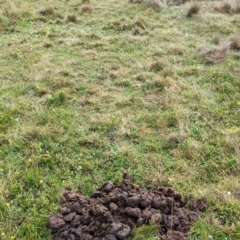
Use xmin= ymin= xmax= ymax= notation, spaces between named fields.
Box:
xmin=48 ymin=174 xmax=206 ymax=240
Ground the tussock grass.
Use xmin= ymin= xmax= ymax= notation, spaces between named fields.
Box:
xmin=38 ymin=6 xmax=55 ymax=16
xmin=214 ymin=2 xmax=232 ymax=13
xmin=215 ymin=0 xmax=240 ymax=14
xmin=0 ymin=0 xmax=240 ymax=239
xmin=197 ymin=45 xmax=228 ymax=64
xmin=66 ymin=14 xmax=79 ymax=23
xmin=185 ymin=2 xmax=200 ymax=17
xmin=130 ymin=0 xmax=163 ymax=9
xmin=81 ymin=4 xmax=93 ymax=13
xmin=229 ymin=35 xmax=240 ymax=50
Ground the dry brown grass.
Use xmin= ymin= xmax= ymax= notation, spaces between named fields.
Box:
xmin=168 ymin=0 xmax=190 ymax=6
xmin=197 ymin=45 xmax=229 ymax=64
xmin=212 ymin=35 xmax=221 ymax=45
xmin=129 ymin=0 xmax=163 ymax=8
xmin=215 ymin=1 xmax=240 ymax=14
xmin=150 ymin=60 xmax=165 ymax=72
xmin=214 ymin=3 xmax=232 ymax=13
xmin=185 ymin=3 xmax=200 ymax=17
xmin=170 ymin=46 xmax=184 ymax=55
xmin=67 ymin=14 xmax=78 ymax=23
xmin=38 ymin=6 xmax=55 ymax=15
xmin=81 ymin=4 xmax=92 ymax=13
xmin=229 ymin=36 xmax=240 ymax=50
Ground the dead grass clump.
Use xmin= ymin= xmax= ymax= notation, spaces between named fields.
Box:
xmin=212 ymin=36 xmax=221 ymax=45
xmin=129 ymin=0 xmax=142 ymax=3
xmin=67 ymin=14 xmax=78 ymax=23
xmin=2 ymin=7 xmax=20 ymax=20
xmin=214 ymin=3 xmax=232 ymax=13
xmin=38 ymin=7 xmax=55 ymax=16
xmin=81 ymin=4 xmax=92 ymax=13
xmin=150 ymin=60 xmax=165 ymax=72
xmin=186 ymin=3 xmax=200 ymax=17
xmin=233 ymin=5 xmax=240 ymax=13
xmin=229 ymin=36 xmax=240 ymax=51
xmin=230 ymin=0 xmax=240 ymax=12
xmin=42 ymin=40 xmax=52 ymax=48
xmin=167 ymin=0 xmax=190 ymax=6
xmin=143 ymin=0 xmax=164 ymax=8
xmin=130 ymin=0 xmax=163 ymax=8
xmin=170 ymin=46 xmax=184 ymax=55
xmin=197 ymin=46 xmax=228 ymax=64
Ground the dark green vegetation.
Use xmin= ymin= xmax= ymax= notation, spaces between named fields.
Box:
xmin=0 ymin=0 xmax=240 ymax=239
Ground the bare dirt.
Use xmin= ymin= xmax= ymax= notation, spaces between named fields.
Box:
xmin=47 ymin=174 xmax=206 ymax=240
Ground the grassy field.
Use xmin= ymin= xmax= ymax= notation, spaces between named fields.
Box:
xmin=0 ymin=0 xmax=240 ymax=239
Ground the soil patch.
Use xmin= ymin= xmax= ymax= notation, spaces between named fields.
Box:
xmin=47 ymin=174 xmax=206 ymax=240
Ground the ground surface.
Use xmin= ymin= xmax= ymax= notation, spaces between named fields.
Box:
xmin=0 ymin=0 xmax=240 ymax=239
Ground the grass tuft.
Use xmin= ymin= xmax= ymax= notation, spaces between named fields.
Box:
xmin=130 ymin=0 xmax=163 ymax=8
xmin=67 ymin=14 xmax=78 ymax=23
xmin=229 ymin=35 xmax=240 ymax=51
xmin=130 ymin=224 xmax=160 ymax=240
xmin=212 ymin=35 xmax=221 ymax=45
xmin=185 ymin=3 xmax=200 ymax=17
xmin=150 ymin=61 xmax=165 ymax=72
xmin=81 ymin=4 xmax=93 ymax=13
xmin=38 ymin=6 xmax=55 ymax=16
xmin=197 ymin=45 xmax=228 ymax=64
xmin=214 ymin=3 xmax=232 ymax=13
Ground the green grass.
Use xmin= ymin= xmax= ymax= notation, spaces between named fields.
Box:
xmin=0 ymin=0 xmax=240 ymax=239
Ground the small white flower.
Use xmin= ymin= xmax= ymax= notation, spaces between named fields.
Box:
xmin=208 ymin=235 xmax=213 ymax=239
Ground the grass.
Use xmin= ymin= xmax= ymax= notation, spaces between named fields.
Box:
xmin=0 ymin=0 xmax=240 ymax=239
